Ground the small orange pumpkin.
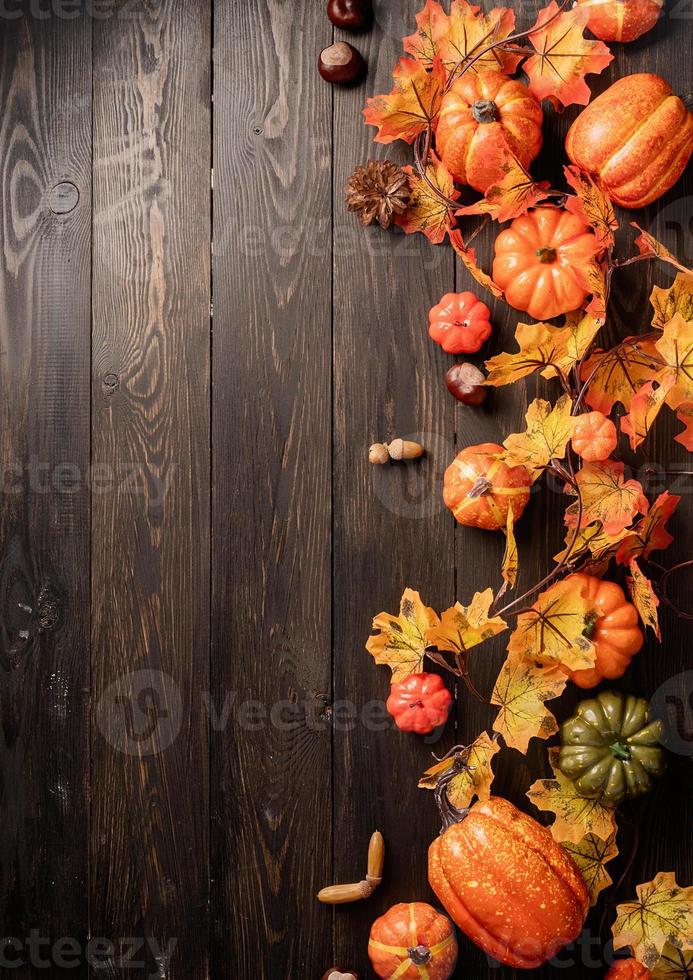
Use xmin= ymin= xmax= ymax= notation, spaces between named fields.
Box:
xmin=565 ymin=74 xmax=693 ymax=209
xmin=571 ymin=411 xmax=618 ymax=462
xmin=428 ymin=795 xmax=589 ymax=969
xmin=580 ymin=0 xmax=662 ymax=42
xmin=605 ymin=959 xmax=652 ymax=979
xmin=368 ymin=902 xmax=458 ymax=980
xmin=436 ymin=70 xmax=543 ymax=192
xmin=492 ymin=206 xmax=599 ymax=320
xmin=561 ymin=573 xmax=644 ymax=688
xmin=443 ymin=443 xmax=531 ymax=531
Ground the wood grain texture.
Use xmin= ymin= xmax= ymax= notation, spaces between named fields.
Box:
xmin=211 ymin=1 xmax=333 ymax=976
xmin=90 ymin=2 xmax=211 ymax=976
xmin=0 ymin=16 xmax=91 ymax=977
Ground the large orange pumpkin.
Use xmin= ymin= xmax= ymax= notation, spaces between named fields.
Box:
xmin=368 ymin=902 xmax=458 ymax=980
xmin=561 ymin=573 xmax=644 ymax=689
xmin=579 ymin=0 xmax=663 ymax=41
xmin=565 ymin=74 xmax=693 ymax=209
xmin=443 ymin=443 xmax=531 ymax=530
xmin=435 ymin=70 xmax=543 ymax=192
xmin=428 ymin=796 xmax=589 ymax=969
xmin=492 ymin=206 xmax=599 ymax=320
xmin=605 ymin=959 xmax=652 ymax=979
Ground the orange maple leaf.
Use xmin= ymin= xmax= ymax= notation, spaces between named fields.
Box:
xmin=674 ymin=402 xmax=693 ymax=450
xmin=449 ymin=227 xmax=503 ymax=299
xmin=402 ymin=0 xmax=449 ymax=69
xmin=525 ymin=1 xmax=613 ymax=108
xmin=396 ymin=153 xmax=460 ymax=244
xmin=654 ymin=313 xmax=693 ymax=409
xmin=627 ymin=559 xmax=661 ymax=639
xmin=580 ymin=338 xmax=662 ymax=413
xmin=363 ymin=56 xmax=446 ymax=144
xmin=615 ymin=491 xmax=680 ymax=565
xmin=621 ymin=373 xmax=676 ymax=450
xmin=564 ymin=165 xmax=619 ymax=252
xmin=456 ymin=146 xmax=552 ymax=222
xmin=566 ymin=460 xmax=649 ymax=536
xmin=439 ymin=0 xmax=522 ymax=77
xmin=632 ymin=223 xmax=693 ymax=277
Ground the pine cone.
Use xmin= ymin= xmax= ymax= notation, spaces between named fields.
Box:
xmin=346 ymin=160 xmax=411 ymax=229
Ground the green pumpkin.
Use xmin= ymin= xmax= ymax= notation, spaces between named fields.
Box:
xmin=558 ymin=691 xmax=665 ymax=807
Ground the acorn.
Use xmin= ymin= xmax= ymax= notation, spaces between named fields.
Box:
xmin=445 ymin=362 xmax=488 ymax=406
xmin=318 ymin=42 xmax=366 ymax=84
xmin=327 ymin=0 xmax=372 ymax=31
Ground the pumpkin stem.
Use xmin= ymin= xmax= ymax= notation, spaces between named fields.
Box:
xmin=408 ymin=945 xmax=432 ymax=966
xmin=468 ymin=475 xmax=493 ymax=498
xmin=434 ymin=748 xmax=474 ymax=831
xmin=582 ymin=612 xmax=598 ymax=639
xmin=610 ymin=740 xmax=631 ymax=761
xmin=471 ymin=99 xmax=500 ymax=124
xmin=536 ymin=246 xmax=557 ymax=264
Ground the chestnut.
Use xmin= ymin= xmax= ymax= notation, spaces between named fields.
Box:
xmin=321 ymin=970 xmax=359 ymax=980
xmin=445 ymin=362 xmax=488 ymax=406
xmin=327 ymin=0 xmax=372 ymax=31
xmin=318 ymin=42 xmax=366 ymax=85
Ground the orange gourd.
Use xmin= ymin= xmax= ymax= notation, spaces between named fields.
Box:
xmin=571 ymin=411 xmax=618 ymax=461
xmin=562 ymin=573 xmax=644 ymax=688
xmin=492 ymin=206 xmax=599 ymax=320
xmin=565 ymin=74 xmax=693 ymax=209
xmin=368 ymin=902 xmax=458 ymax=980
xmin=443 ymin=443 xmax=531 ymax=531
xmin=580 ymin=0 xmax=663 ymax=41
xmin=428 ymin=794 xmax=589 ymax=969
xmin=436 ymin=70 xmax=543 ymax=192
xmin=605 ymin=959 xmax=652 ymax=979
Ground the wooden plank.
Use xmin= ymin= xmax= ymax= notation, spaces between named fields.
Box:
xmin=210 ymin=1 xmax=333 ymax=976
xmin=90 ymin=3 xmax=211 ymax=977
xmin=0 ymin=15 xmax=91 ymax=976
xmin=332 ymin=3 xmax=456 ymax=972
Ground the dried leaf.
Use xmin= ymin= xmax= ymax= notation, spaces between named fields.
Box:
xmin=363 ymin=56 xmax=446 ymax=144
xmin=499 ymin=395 xmax=575 ymax=483
xmin=627 ymin=558 xmax=661 ymax=640
xmin=402 ymin=0 xmax=449 ymax=68
xmin=621 ymin=374 xmax=676 ymax=450
xmin=580 ymin=338 xmax=663 ymax=414
xmin=456 ymin=147 xmax=552 ymax=223
xmin=508 ymin=578 xmax=596 ymax=673
xmin=616 ymin=492 xmax=680 ymax=565
xmin=565 ymin=460 xmax=649 ymax=536
xmin=486 ymin=320 xmax=572 ymax=386
xmin=556 ymin=520 xmax=631 ymax=570
xmin=564 ymin=165 xmax=619 ymax=252
xmin=427 ymin=589 xmax=507 ymax=656
xmin=674 ymin=403 xmax=693 ymax=451
xmin=501 ymin=509 xmax=518 ymax=591
xmin=652 ymin=943 xmax=693 ymax=979
xmin=491 ymin=649 xmax=568 ymax=753
xmin=450 ymin=227 xmax=504 ymax=299
xmin=527 ymin=748 xmax=618 ymax=844
xmin=546 ymin=312 xmax=603 ymax=379
xmin=632 ymin=224 xmax=693 ymax=277
xmin=612 ymin=872 xmax=693 ymax=970
xmin=562 ymin=833 xmax=619 ymax=906
xmin=419 ymin=732 xmax=500 ymax=809
xmin=655 ymin=313 xmax=693 ymax=409
xmin=651 ymin=273 xmax=693 ymax=330
xmin=366 ymin=588 xmax=439 ymax=681
xmin=438 ymin=0 xmax=522 ymax=77
xmin=525 ymin=1 xmax=613 ymax=108
xmin=397 ymin=154 xmax=460 ymax=244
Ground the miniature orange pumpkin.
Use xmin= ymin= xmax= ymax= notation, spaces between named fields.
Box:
xmin=428 ymin=796 xmax=589 ymax=969
xmin=605 ymin=959 xmax=652 ymax=979
xmin=428 ymin=291 xmax=492 ymax=354
xmin=368 ymin=902 xmax=458 ymax=980
xmin=443 ymin=443 xmax=531 ymax=530
xmin=571 ymin=411 xmax=618 ymax=461
xmin=561 ymin=573 xmax=644 ymax=688
xmin=436 ymin=70 xmax=543 ymax=192
xmin=565 ymin=74 xmax=693 ymax=209
xmin=579 ymin=0 xmax=662 ymax=42
xmin=492 ymin=206 xmax=599 ymax=320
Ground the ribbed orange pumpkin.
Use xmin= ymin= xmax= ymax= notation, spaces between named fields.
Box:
xmin=368 ymin=902 xmax=458 ymax=980
xmin=580 ymin=0 xmax=662 ymax=41
xmin=428 ymin=796 xmax=589 ymax=969
xmin=492 ymin=206 xmax=599 ymax=320
xmin=571 ymin=411 xmax=618 ymax=462
xmin=435 ymin=70 xmax=543 ymax=192
xmin=565 ymin=74 xmax=693 ymax=209
xmin=605 ymin=959 xmax=652 ymax=979
xmin=443 ymin=443 xmax=531 ymax=530
xmin=562 ymin=573 xmax=644 ymax=689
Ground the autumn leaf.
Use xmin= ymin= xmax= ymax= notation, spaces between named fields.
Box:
xmin=562 ymin=833 xmax=619 ymax=906
xmin=565 ymin=460 xmax=649 ymax=536
xmin=366 ymin=588 xmax=439 ymax=681
xmin=581 ymin=257 xmax=609 ymax=326
xmin=524 ymin=1 xmax=613 ymax=108
xmin=486 ymin=320 xmax=572 ymax=386
xmin=527 ymin=748 xmax=618 ymax=844
xmin=627 ymin=558 xmax=661 ymax=639
xmin=402 ymin=0 xmax=449 ymax=68
xmin=556 ymin=521 xmax=631 ymax=573
xmin=396 ymin=154 xmax=460 ymax=244
xmin=499 ymin=395 xmax=575 ymax=483
xmin=450 ymin=227 xmax=504 ymax=299
xmin=419 ymin=732 xmax=500 ymax=809
xmin=564 ymin=165 xmax=619 ymax=252
xmin=621 ymin=374 xmax=676 ymax=450
xmin=675 ymin=403 xmax=693 ymax=451
xmin=612 ymin=872 xmax=693 ymax=970
xmin=427 ymin=588 xmax=507 ymax=657
xmin=501 ymin=509 xmax=518 ymax=591
xmin=438 ymin=0 xmax=522 ymax=77
xmin=363 ymin=56 xmax=446 ymax=144
xmin=491 ymin=649 xmax=568 ymax=753
xmin=632 ymin=223 xmax=693 ymax=277
xmin=615 ymin=492 xmax=680 ymax=565
xmin=652 ymin=944 xmax=693 ymax=979
xmin=549 ymin=313 xmax=603 ymax=378
xmin=580 ymin=337 xmax=663 ymax=413
xmin=456 ymin=147 xmax=552 ymax=223
xmin=507 ymin=578 xmax=596 ymax=673
xmin=655 ymin=313 xmax=693 ymax=409
xmin=651 ymin=273 xmax=693 ymax=330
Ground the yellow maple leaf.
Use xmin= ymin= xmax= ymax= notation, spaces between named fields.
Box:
xmin=501 ymin=509 xmax=518 ymax=591
xmin=397 ymin=154 xmax=459 ymax=244
xmin=426 ymin=588 xmax=507 ymax=657
xmin=418 ymin=732 xmax=500 ymax=809
xmin=612 ymin=872 xmax=693 ymax=970
xmin=486 ymin=321 xmax=574 ymax=387
xmin=499 ymin=395 xmax=575 ymax=483
xmin=438 ymin=0 xmax=522 ymax=77
xmin=527 ymin=748 xmax=617 ymax=844
xmin=564 ymin=165 xmax=619 ymax=252
xmin=545 ymin=312 xmax=603 ymax=379
xmin=507 ymin=579 xmax=596 ymax=673
xmin=562 ymin=833 xmax=619 ymax=906
xmin=580 ymin=337 xmax=662 ymax=413
xmin=363 ymin=56 xmax=446 ymax=144
xmin=366 ymin=588 xmax=439 ymax=682
xmin=652 ymin=943 xmax=693 ymax=979
xmin=491 ymin=649 xmax=568 ymax=753
xmin=655 ymin=313 xmax=693 ymax=409
xmin=651 ymin=273 xmax=693 ymax=329
xmin=627 ymin=558 xmax=661 ymax=640
xmin=565 ymin=460 xmax=649 ymax=536
xmin=555 ymin=521 xmax=630 ymax=572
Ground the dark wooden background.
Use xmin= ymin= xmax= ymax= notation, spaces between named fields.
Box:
xmin=0 ymin=1 xmax=691 ymax=977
